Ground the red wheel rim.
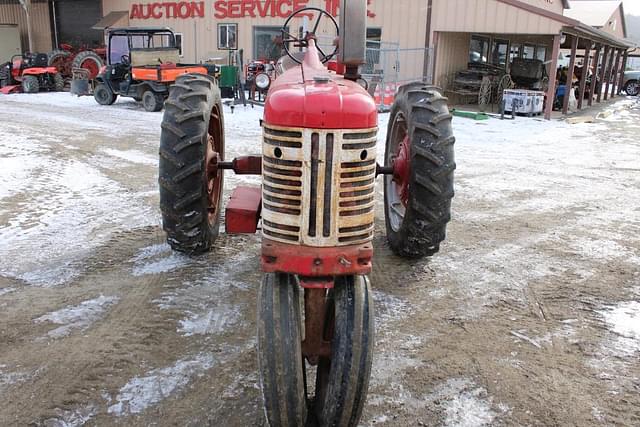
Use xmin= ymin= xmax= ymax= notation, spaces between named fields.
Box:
xmin=80 ymin=58 xmax=100 ymax=80
xmin=394 ymin=134 xmax=411 ymax=206
xmin=385 ymin=112 xmax=410 ymax=232
xmin=205 ymin=104 xmax=224 ymax=224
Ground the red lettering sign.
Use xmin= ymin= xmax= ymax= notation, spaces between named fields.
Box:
xmin=130 ymin=1 xmax=205 ymax=19
xmin=213 ymin=0 xmax=314 ymax=19
xmin=133 ymin=0 xmax=374 ymax=20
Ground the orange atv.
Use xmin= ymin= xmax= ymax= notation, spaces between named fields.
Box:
xmin=94 ymin=27 xmax=217 ymax=112
xmin=0 ymin=53 xmax=64 ymax=94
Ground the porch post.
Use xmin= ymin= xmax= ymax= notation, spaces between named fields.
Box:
xmin=562 ymin=35 xmax=579 ymax=115
xmin=578 ymin=42 xmax=591 ymax=110
xmin=610 ymin=49 xmax=622 ymax=98
xmin=545 ymin=33 xmax=561 ymax=120
xmin=603 ymin=46 xmax=616 ymax=101
xmin=597 ymin=46 xmax=610 ymax=103
xmin=589 ymin=44 xmax=602 ymax=107
xmin=618 ymin=51 xmax=628 ymax=95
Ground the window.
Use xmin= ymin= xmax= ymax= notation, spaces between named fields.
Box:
xmin=469 ymin=36 xmax=490 ymax=63
xmin=254 ymin=26 xmax=286 ymax=62
xmin=522 ymin=44 xmax=536 ymax=59
xmin=491 ymin=39 xmax=509 ymax=67
xmin=510 ymin=43 xmax=521 ymax=61
xmin=174 ymin=33 xmax=183 ymax=57
xmin=109 ymin=35 xmax=128 ymax=64
xmin=364 ymin=27 xmax=382 ymax=72
xmin=366 ymin=28 xmax=382 ymax=48
xmin=535 ymin=46 xmax=546 ymax=62
xmin=218 ymin=24 xmax=238 ymax=50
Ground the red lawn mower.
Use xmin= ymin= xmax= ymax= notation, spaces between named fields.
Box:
xmin=0 ymin=53 xmax=64 ymax=94
xmin=158 ymin=1 xmax=454 ymax=425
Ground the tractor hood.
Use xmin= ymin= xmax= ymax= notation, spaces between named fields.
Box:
xmin=263 ymin=43 xmax=377 ymax=130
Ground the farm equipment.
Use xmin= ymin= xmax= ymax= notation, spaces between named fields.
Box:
xmin=48 ymin=44 xmax=105 ymax=80
xmin=158 ymin=1 xmax=454 ymax=425
xmin=246 ymin=59 xmax=276 ymax=101
xmin=94 ymin=27 xmax=215 ymax=112
xmin=0 ymin=53 xmax=64 ymax=94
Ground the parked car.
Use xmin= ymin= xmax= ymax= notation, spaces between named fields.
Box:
xmin=622 ymin=70 xmax=640 ymax=96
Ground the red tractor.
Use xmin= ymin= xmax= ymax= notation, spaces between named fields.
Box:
xmin=0 ymin=53 xmax=64 ymax=94
xmin=159 ymin=2 xmax=454 ymax=425
xmin=48 ymin=44 xmax=105 ymax=80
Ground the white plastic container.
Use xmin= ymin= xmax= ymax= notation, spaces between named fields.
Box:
xmin=503 ymin=89 xmax=545 ymax=115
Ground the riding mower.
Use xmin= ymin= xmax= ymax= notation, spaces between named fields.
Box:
xmin=158 ymin=2 xmax=454 ymax=425
xmin=0 ymin=53 xmax=64 ymax=94
xmin=94 ymin=27 xmax=216 ymax=112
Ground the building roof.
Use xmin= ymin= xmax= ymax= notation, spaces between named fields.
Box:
xmin=565 ymin=1 xmax=622 ymax=27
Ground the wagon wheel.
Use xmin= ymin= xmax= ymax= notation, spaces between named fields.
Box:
xmin=541 ymin=76 xmax=550 ymax=93
xmin=478 ymin=76 xmax=492 ymax=112
xmin=497 ymin=74 xmax=514 ymax=107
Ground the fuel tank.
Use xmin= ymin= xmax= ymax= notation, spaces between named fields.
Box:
xmin=263 ymin=43 xmax=377 ymax=130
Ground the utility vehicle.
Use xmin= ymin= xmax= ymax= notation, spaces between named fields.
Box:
xmin=94 ymin=27 xmax=213 ymax=112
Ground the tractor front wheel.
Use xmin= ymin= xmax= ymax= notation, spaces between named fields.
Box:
xmin=258 ymin=275 xmax=374 ymax=427
xmin=384 ymin=83 xmax=455 ymax=258
xmin=258 ymin=273 xmax=307 ymax=427
xmin=159 ymin=73 xmax=224 ymax=254
xmin=94 ymin=83 xmax=117 ymax=105
xmin=22 ymin=75 xmax=39 ymax=93
xmin=142 ymin=90 xmax=164 ymax=112
xmin=53 ymin=73 xmax=64 ymax=91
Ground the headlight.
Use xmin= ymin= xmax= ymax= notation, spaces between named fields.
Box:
xmin=255 ymin=73 xmax=271 ymax=90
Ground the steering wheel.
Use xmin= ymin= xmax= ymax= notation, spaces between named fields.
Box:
xmin=120 ymin=55 xmax=130 ymax=65
xmin=281 ymin=7 xmax=339 ymax=64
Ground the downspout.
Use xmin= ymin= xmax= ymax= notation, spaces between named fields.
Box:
xmin=51 ymin=0 xmax=59 ymax=49
xmin=424 ymin=0 xmax=433 ymax=82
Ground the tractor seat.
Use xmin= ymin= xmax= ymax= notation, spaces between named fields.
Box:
xmin=130 ymin=48 xmax=180 ymax=67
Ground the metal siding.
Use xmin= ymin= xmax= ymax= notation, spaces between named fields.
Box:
xmin=102 ymin=0 xmax=428 ymax=65
xmin=0 ymin=1 xmax=52 ymax=53
xmin=431 ymin=0 xmax=563 ymax=36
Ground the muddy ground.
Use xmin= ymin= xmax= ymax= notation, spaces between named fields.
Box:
xmin=0 ymin=93 xmax=639 ymax=427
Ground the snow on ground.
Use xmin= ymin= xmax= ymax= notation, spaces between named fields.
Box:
xmin=131 ymin=243 xmax=191 ymax=277
xmin=41 ymin=404 xmax=97 ymax=427
xmin=107 ymin=353 xmax=215 ymax=416
xmin=34 ymin=295 xmax=119 ymax=339
xmin=598 ymin=301 xmax=640 ymax=356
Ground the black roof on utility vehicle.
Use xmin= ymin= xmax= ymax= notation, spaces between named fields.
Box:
xmin=107 ymin=27 xmax=175 ymax=35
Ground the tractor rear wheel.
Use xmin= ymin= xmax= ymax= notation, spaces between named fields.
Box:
xmin=72 ymin=50 xmax=103 ymax=80
xmin=53 ymin=73 xmax=64 ymax=91
xmin=142 ymin=90 xmax=164 ymax=112
xmin=22 ymin=75 xmax=39 ymax=93
xmin=48 ymin=49 xmax=71 ymax=77
xmin=159 ymin=73 xmax=225 ymax=254
xmin=94 ymin=83 xmax=117 ymax=105
xmin=384 ymin=83 xmax=455 ymax=258
xmin=258 ymin=273 xmax=307 ymax=427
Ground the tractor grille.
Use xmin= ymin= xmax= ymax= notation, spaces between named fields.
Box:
xmin=262 ymin=125 xmax=377 ymax=247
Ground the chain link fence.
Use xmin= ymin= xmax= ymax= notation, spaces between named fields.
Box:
xmin=362 ymin=41 xmax=434 ymax=111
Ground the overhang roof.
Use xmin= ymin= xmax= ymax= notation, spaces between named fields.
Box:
xmin=495 ymin=0 xmax=634 ymax=48
xmin=92 ymin=11 xmax=128 ymax=30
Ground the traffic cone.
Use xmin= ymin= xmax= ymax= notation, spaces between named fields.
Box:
xmin=383 ymin=83 xmax=397 ymax=105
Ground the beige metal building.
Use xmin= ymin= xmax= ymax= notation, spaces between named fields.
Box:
xmin=100 ymin=0 xmax=431 ymax=84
